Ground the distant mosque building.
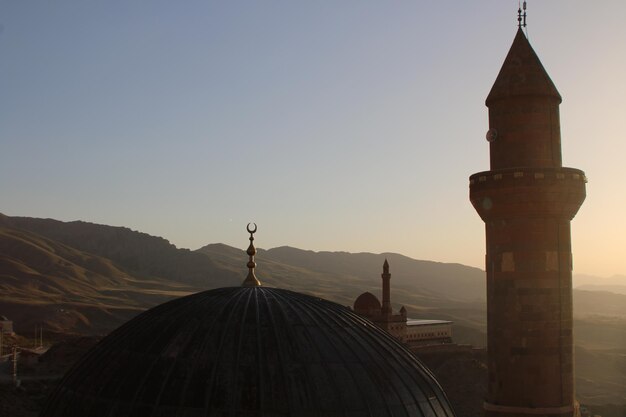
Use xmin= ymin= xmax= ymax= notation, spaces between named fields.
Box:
xmin=353 ymin=260 xmax=452 ymax=347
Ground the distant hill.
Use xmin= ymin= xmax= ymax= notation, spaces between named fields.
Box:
xmin=0 ymin=214 xmax=240 ymax=289
xmin=1 ymin=214 xmax=624 ymax=336
xmin=0 ymin=226 xmax=196 ymax=333
xmin=198 ymin=243 xmax=486 ymax=302
xmin=1 ymin=213 xmax=624 ymax=337
xmin=573 ymin=290 xmax=626 ymax=319
xmin=0 ymin=213 xmax=625 ymax=406
xmin=574 ymin=273 xmax=626 ymax=289
xmin=198 ymin=244 xmax=490 ymax=344
xmin=576 ymin=284 xmax=626 ymax=296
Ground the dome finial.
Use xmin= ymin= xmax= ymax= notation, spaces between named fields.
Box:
xmin=242 ymin=223 xmax=262 ymax=287
xmin=517 ymin=1 xmax=527 ymax=29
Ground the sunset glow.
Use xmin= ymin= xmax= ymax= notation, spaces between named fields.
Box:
xmin=1 ymin=1 xmax=625 ymax=277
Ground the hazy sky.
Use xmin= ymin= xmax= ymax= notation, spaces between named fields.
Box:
xmin=1 ymin=1 xmax=625 ymax=277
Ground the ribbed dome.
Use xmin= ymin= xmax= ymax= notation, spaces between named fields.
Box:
xmin=42 ymin=287 xmax=455 ymax=417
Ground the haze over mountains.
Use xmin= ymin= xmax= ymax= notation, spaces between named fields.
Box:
xmin=1 ymin=213 xmax=624 ymax=333
xmin=0 ymin=214 xmax=488 ymax=334
xmin=0 ymin=214 xmax=624 ymax=404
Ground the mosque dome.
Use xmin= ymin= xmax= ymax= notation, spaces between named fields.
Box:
xmin=41 ymin=225 xmax=455 ymax=417
xmin=353 ymin=291 xmax=382 ymax=315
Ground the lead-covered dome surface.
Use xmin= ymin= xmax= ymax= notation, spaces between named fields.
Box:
xmin=42 ymin=287 xmax=455 ymax=417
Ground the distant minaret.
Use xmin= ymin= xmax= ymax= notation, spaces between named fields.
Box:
xmin=381 ymin=259 xmax=392 ymax=315
xmin=469 ymin=20 xmax=586 ymax=417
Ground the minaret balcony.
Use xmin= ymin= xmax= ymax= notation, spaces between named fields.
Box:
xmin=469 ymin=167 xmax=586 ymax=221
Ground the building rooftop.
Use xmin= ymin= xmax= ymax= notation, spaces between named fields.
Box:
xmin=407 ymin=319 xmax=453 ymax=326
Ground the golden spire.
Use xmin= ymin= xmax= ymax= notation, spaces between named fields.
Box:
xmin=242 ymin=223 xmax=262 ymax=287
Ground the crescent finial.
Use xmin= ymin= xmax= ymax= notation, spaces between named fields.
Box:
xmin=242 ymin=223 xmax=261 ymax=287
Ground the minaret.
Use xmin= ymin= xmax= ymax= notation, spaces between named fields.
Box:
xmin=469 ymin=24 xmax=586 ymax=417
xmin=381 ymin=259 xmax=392 ymax=315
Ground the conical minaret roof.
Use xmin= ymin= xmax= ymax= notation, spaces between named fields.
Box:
xmin=486 ymin=28 xmax=561 ymax=106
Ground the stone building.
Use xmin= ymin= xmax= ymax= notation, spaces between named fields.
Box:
xmin=353 ymin=260 xmax=453 ymax=347
xmin=470 ymin=27 xmax=585 ymax=417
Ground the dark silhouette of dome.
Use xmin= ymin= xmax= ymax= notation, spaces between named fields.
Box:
xmin=353 ymin=291 xmax=382 ymax=315
xmin=41 ymin=286 xmax=455 ymax=417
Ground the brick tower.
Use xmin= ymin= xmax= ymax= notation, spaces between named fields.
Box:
xmin=469 ymin=28 xmax=586 ymax=417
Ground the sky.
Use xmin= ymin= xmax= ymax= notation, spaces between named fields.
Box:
xmin=1 ymin=1 xmax=625 ymax=278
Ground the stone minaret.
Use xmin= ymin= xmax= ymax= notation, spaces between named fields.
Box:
xmin=470 ymin=28 xmax=586 ymax=417
xmin=381 ymin=259 xmax=392 ymax=315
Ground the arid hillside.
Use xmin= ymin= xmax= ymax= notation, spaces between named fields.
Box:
xmin=0 ymin=213 xmax=624 ymax=410
xmin=0 ymin=226 xmax=196 ymax=333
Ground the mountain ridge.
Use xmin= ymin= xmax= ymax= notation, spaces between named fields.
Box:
xmin=1 ymin=213 xmax=624 ymax=406
xmin=1 ymin=214 xmax=490 ymax=337
xmin=1 ymin=213 xmax=625 ymax=337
